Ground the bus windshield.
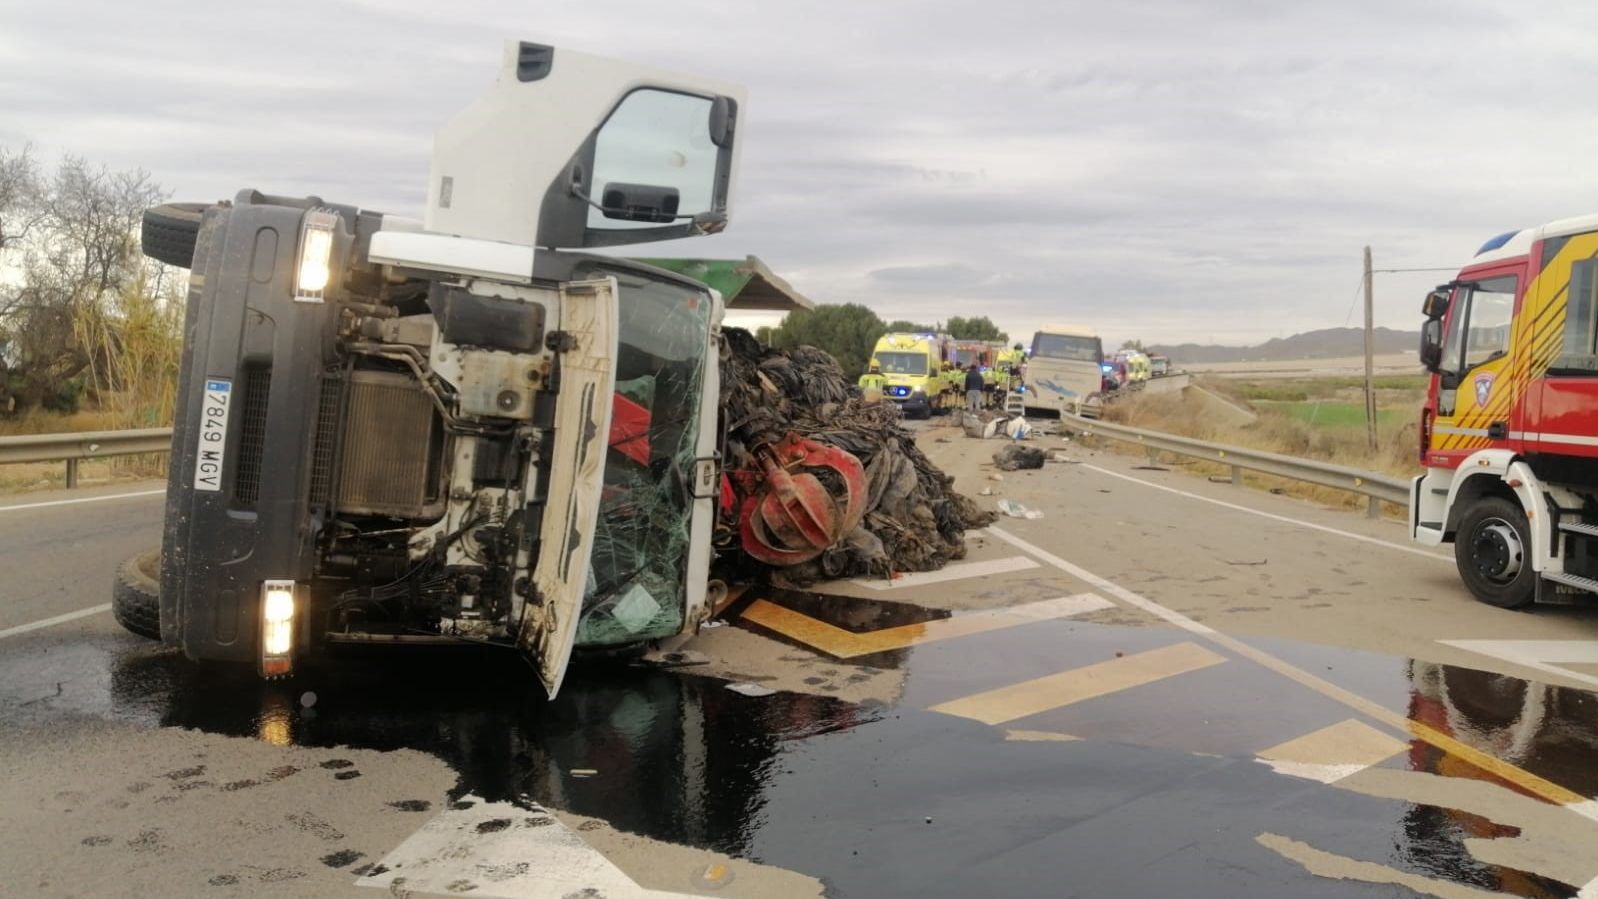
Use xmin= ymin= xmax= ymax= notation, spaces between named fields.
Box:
xmin=1032 ymin=333 xmax=1102 ymax=363
xmin=875 ymin=352 xmax=928 ymax=375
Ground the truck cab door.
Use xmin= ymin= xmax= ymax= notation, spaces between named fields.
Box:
xmin=516 ymin=277 xmax=618 ymax=698
xmin=1428 ymin=272 xmax=1519 ymax=465
xmin=1528 ymin=230 xmax=1598 ymax=459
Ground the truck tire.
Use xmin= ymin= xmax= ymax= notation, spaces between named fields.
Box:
xmin=112 ymin=549 xmax=162 ymax=640
xmin=1453 ymin=496 xmax=1535 ymax=609
xmin=141 ymin=203 xmax=208 ymax=268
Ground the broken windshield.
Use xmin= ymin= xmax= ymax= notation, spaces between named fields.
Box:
xmin=572 ymin=263 xmax=712 ymax=646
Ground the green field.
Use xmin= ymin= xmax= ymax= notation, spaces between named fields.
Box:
xmin=1266 ymin=401 xmax=1410 ymax=428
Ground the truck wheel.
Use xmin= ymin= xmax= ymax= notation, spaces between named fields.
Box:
xmin=112 ymin=549 xmax=162 ymax=640
xmin=1454 ymin=497 xmax=1535 ymax=609
xmin=141 ymin=203 xmax=208 ymax=268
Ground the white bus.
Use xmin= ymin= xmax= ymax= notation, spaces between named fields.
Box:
xmin=1022 ymin=324 xmax=1104 ymax=416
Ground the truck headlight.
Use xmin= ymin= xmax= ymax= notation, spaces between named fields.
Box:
xmin=294 ymin=211 xmax=338 ymax=303
xmin=261 ymin=579 xmax=297 ymax=676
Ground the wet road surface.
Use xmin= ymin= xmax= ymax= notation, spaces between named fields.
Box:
xmin=3 ymin=452 xmax=1598 ymax=897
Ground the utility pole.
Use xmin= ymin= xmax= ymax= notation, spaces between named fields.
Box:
xmin=1362 ymin=246 xmax=1377 ymax=452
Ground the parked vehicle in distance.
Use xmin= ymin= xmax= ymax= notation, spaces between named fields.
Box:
xmin=1023 ymin=324 xmax=1104 ymax=416
xmin=868 ymin=332 xmax=955 ymax=418
xmin=1149 ymin=354 xmax=1171 ymax=377
xmin=1115 ymin=350 xmax=1151 ymax=384
xmin=1411 ymin=214 xmax=1598 ymax=607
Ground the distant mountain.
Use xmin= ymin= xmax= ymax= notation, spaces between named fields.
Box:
xmin=1148 ymin=327 xmax=1420 ymax=364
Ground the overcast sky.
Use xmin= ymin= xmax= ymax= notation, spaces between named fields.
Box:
xmin=4 ymin=0 xmax=1596 ymax=347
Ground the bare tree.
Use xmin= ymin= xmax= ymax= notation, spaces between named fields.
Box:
xmin=0 ymin=144 xmax=45 ymax=253
xmin=0 ymin=148 xmax=171 ymax=416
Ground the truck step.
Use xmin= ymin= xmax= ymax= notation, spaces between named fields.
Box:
xmin=1557 ymin=520 xmax=1598 ymax=539
xmin=1543 ymin=570 xmax=1598 ymax=595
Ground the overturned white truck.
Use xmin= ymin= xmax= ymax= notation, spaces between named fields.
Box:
xmin=121 ymin=43 xmax=751 ymax=696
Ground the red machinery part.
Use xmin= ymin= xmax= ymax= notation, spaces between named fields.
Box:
xmin=610 ymin=392 xmax=651 ymax=466
xmin=734 ymin=434 xmax=867 ymax=566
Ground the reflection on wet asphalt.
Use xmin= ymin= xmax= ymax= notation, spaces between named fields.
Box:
xmin=5 ymin=588 xmax=1598 ymax=898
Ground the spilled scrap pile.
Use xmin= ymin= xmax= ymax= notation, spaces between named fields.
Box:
xmin=719 ymin=328 xmax=995 ymax=585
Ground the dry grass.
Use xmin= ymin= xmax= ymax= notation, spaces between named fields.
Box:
xmin=0 ymin=267 xmax=181 ymax=490
xmin=1100 ymin=388 xmax=1421 ymax=516
xmin=0 ymin=459 xmax=158 ymax=495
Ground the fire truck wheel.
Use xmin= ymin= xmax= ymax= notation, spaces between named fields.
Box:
xmin=141 ymin=203 xmax=207 ymax=268
xmin=112 ymin=549 xmax=163 ymax=640
xmin=1453 ymin=496 xmax=1535 ymax=609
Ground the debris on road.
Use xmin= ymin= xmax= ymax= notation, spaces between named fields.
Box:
xmin=993 ymin=445 xmax=1046 ymax=471
xmin=725 ymin=682 xmax=778 ymax=697
xmin=996 ymin=499 xmax=1044 ymax=520
xmin=1004 ymin=417 xmax=1033 ymax=440
xmin=961 ymin=410 xmax=1007 ymax=438
xmin=720 ymin=329 xmax=995 ymax=585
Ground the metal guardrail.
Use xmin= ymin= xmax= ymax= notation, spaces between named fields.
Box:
xmin=1058 ymin=414 xmax=1408 ymax=518
xmin=0 ymin=428 xmax=173 ymax=488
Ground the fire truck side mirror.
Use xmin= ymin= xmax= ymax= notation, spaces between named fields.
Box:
xmin=1421 ymin=288 xmax=1450 ymax=320
xmin=1419 ymin=318 xmax=1444 ymax=372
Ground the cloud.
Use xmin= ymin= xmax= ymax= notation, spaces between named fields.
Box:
xmin=3 ymin=0 xmax=1596 ymax=347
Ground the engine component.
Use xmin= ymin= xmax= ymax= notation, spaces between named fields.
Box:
xmin=337 ymin=370 xmax=444 ymax=517
xmin=455 ymin=349 xmax=538 ymax=420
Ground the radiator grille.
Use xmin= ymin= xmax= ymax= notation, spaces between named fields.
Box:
xmin=232 ymin=365 xmax=272 ymax=507
xmin=308 ymin=374 xmax=343 ymax=508
xmin=336 ymin=371 xmax=439 ymax=518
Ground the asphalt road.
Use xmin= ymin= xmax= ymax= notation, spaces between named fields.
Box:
xmin=3 ymin=427 xmax=1597 ymax=899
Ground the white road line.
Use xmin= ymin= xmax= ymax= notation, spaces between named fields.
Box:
xmin=0 ymin=488 xmax=165 ymax=513
xmin=1080 ymin=463 xmax=1451 ymax=562
xmin=850 ymin=554 xmax=1038 ymax=590
xmin=0 ymin=604 xmax=112 ymax=639
xmin=1438 ymin=639 xmax=1598 ymax=691
xmin=986 ymin=525 xmax=1598 ymax=819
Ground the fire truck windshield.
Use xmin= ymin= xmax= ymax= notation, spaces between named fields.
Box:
xmin=1445 ymin=276 xmax=1516 ymax=372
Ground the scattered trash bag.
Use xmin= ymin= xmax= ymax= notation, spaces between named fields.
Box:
xmin=996 ymin=499 xmax=1044 ymax=520
xmin=721 ymin=328 xmax=996 ymax=585
xmin=993 ymin=445 xmax=1046 ymax=471
xmin=1005 ymin=417 xmax=1033 ymax=440
xmin=962 ymin=410 xmax=1006 ymax=439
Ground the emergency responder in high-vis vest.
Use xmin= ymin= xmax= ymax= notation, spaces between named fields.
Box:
xmin=858 ymin=359 xmax=886 ymax=402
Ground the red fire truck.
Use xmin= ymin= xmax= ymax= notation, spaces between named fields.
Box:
xmin=1411 ymin=215 xmax=1598 ymax=608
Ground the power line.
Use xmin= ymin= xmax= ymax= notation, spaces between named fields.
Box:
xmin=1370 ymin=267 xmax=1458 ymax=274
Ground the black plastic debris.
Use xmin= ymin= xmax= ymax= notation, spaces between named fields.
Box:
xmin=992 ymin=445 xmax=1046 ymax=471
xmin=720 ymin=329 xmax=995 ymax=584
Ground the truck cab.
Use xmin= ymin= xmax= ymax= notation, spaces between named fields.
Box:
xmin=869 ymin=332 xmax=953 ymax=418
xmin=147 ymin=41 xmax=746 ymax=696
xmin=1023 ymin=324 xmax=1104 ymax=416
xmin=1411 ymin=215 xmax=1598 ymax=607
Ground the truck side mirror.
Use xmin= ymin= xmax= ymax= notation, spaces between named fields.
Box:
xmin=1419 ymin=318 xmax=1444 ymax=372
xmin=1422 ymin=288 xmax=1450 ymax=320
xmin=598 ymin=182 xmax=681 ymax=223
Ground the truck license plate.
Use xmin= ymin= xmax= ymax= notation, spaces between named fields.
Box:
xmin=193 ymin=378 xmax=232 ymax=492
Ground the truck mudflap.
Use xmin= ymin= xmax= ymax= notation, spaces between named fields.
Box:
xmin=517 ymin=278 xmax=618 ymax=698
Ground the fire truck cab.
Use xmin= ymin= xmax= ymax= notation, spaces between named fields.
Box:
xmin=1411 ymin=215 xmax=1598 ymax=608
